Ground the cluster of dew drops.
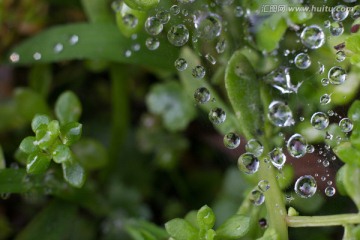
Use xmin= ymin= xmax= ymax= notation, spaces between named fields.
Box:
xmin=111 ymin=0 xmax=359 ymax=206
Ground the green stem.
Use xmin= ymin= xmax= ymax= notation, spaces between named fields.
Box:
xmin=258 ymin=155 xmax=288 ymax=239
xmin=287 ymin=214 xmax=360 ymax=227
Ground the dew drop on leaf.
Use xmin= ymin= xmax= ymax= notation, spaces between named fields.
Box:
xmin=238 ymin=153 xmax=259 ymax=174
xmin=192 ymin=65 xmax=206 ymax=79
xmin=294 ymin=53 xmax=311 ymax=69
xmin=167 ymin=24 xmax=189 ymax=46
xmin=311 ymin=112 xmax=329 ymax=130
xmin=54 ymin=43 xmax=64 ymax=53
xmin=328 ymin=66 xmax=346 ymax=85
xmin=320 ymin=94 xmax=331 ymax=105
xmin=250 ymin=189 xmax=265 ymax=206
xmin=329 ymin=22 xmax=344 ymax=36
xmin=336 ymin=51 xmax=346 ymax=62
xmin=123 ymin=14 xmax=138 ymax=28
xmin=69 ymin=35 xmax=79 ymax=45
xmin=170 ymin=5 xmax=180 ymax=15
xmin=300 ymin=25 xmax=325 ymax=49
xmin=9 ymin=52 xmax=20 ymax=63
xmin=339 ymin=118 xmax=353 ymax=132
xmin=194 ymin=13 xmax=222 ymax=40
xmin=33 ymin=52 xmax=42 ymax=61
xmin=269 ymin=147 xmax=286 ymax=169
xmin=156 ymin=10 xmax=171 ymax=24
xmin=351 ymin=5 xmax=360 ymax=19
xmin=145 ymin=37 xmax=160 ymax=50
xmin=245 ymin=139 xmax=264 ymax=157
xmin=287 ymin=133 xmax=307 ymax=158
xmin=294 ymin=175 xmax=317 ymax=198
xmin=331 ymin=5 xmax=349 ymax=21
xmin=145 ymin=16 xmax=163 ymax=35
xmin=268 ymin=101 xmax=294 ymax=127
xmin=208 ymin=108 xmax=226 ymax=124
xmin=325 ymin=186 xmax=336 ymax=197
xmin=258 ymin=180 xmax=270 ymax=192
xmin=194 ymin=87 xmax=210 ymax=104
xmin=223 ymin=132 xmax=240 ymax=149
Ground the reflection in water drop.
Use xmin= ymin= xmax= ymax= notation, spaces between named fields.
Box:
xmin=294 ymin=175 xmax=317 ymax=198
xmin=268 ymin=101 xmax=294 ymax=127
xmin=250 ymin=189 xmax=265 ymax=206
xmin=194 ymin=87 xmax=211 ymax=104
xmin=339 ymin=118 xmax=353 ymax=132
xmin=223 ymin=132 xmax=241 ymax=149
xmin=287 ymin=133 xmax=307 ymax=158
xmin=209 ymin=108 xmax=226 ymax=124
xmin=269 ymin=147 xmax=286 ymax=169
xmin=238 ymin=153 xmax=259 ymax=174
xmin=300 ymin=25 xmax=325 ymax=49
xmin=245 ymin=139 xmax=264 ymax=157
xmin=311 ymin=112 xmax=329 ymax=130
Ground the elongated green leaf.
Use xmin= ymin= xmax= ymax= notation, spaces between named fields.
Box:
xmin=225 ymin=50 xmax=264 ymax=140
xmin=55 ymin=91 xmax=82 ymax=125
xmin=0 ymin=146 xmax=5 ymax=169
xmin=8 ymin=23 xmax=178 ymax=69
xmin=15 ymin=201 xmax=76 ymax=240
xmin=124 ymin=0 xmax=159 ymax=11
xmin=165 ymin=218 xmax=198 ymax=240
xmin=197 ymin=205 xmax=215 ymax=230
xmin=215 ymin=214 xmax=250 ymax=239
xmin=0 ymin=169 xmax=28 ymax=193
xmin=179 ymin=48 xmax=241 ymax=135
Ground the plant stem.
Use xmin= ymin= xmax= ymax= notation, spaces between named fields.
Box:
xmin=258 ymin=155 xmax=288 ymax=239
xmin=287 ymin=214 xmax=360 ymax=227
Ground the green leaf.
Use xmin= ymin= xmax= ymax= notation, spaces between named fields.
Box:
xmin=35 ymin=124 xmax=58 ymax=150
xmin=26 ymin=152 xmax=51 ymax=174
xmin=116 ymin=2 xmax=147 ymax=37
xmin=197 ymin=205 xmax=216 ymax=230
xmin=146 ymin=81 xmax=196 ymax=132
xmin=276 ymin=165 xmax=294 ymax=190
xmin=334 ymin=142 xmax=360 ymax=166
xmin=165 ymin=218 xmax=198 ymax=240
xmin=60 ymin=122 xmax=82 ymax=146
xmin=255 ymin=15 xmax=287 ymax=52
xmin=215 ymin=214 xmax=250 ymax=239
xmin=0 ymin=146 xmax=5 ymax=169
xmin=15 ymin=200 xmax=76 ymax=240
xmin=55 ymin=91 xmax=82 ymax=125
xmin=0 ymin=169 xmax=28 ymax=193
xmin=62 ymin=160 xmax=86 ymax=188
xmin=8 ymin=23 xmax=178 ymax=69
xmin=346 ymin=35 xmax=360 ymax=64
xmin=52 ymin=144 xmax=72 ymax=164
xmin=179 ymin=48 xmax=241 ymax=135
xmin=341 ymin=164 xmax=360 ymax=210
xmin=124 ymin=0 xmax=159 ymax=11
xmin=335 ymin=165 xmax=348 ymax=196
xmin=348 ymin=100 xmax=360 ymax=149
xmin=15 ymin=88 xmax=49 ymax=121
xmin=72 ymin=139 xmax=108 ymax=170
xmin=19 ymin=136 xmax=38 ymax=154
xmin=225 ymin=50 xmax=264 ymax=139
xmin=31 ymin=114 xmax=50 ymax=132
xmin=184 ymin=211 xmax=200 ymax=229
xmin=256 ymin=228 xmax=279 ymax=240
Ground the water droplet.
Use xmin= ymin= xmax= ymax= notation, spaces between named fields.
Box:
xmin=325 ymin=186 xmax=336 ymax=197
xmin=205 ymin=53 xmax=216 ymax=65
xmin=287 ymin=133 xmax=307 ymax=158
xmin=174 ymin=58 xmax=188 ymax=71
xmin=215 ymin=38 xmax=226 ymax=53
xmin=331 ymin=5 xmax=349 ymax=21
xmin=181 ymin=9 xmax=188 ymax=16
xmin=311 ymin=112 xmax=329 ymax=130
xmin=329 ymin=22 xmax=344 ymax=36
xmin=258 ymin=180 xmax=270 ymax=192
xmin=209 ymin=108 xmax=226 ymax=124
xmin=324 ymin=20 xmax=331 ymax=28
xmin=238 ymin=153 xmax=259 ymax=174
xmin=339 ymin=118 xmax=353 ymax=132
xmin=54 ymin=43 xmax=64 ymax=53
xmin=263 ymin=67 xmax=301 ymax=94
xmin=294 ymin=53 xmax=311 ymax=69
xmin=250 ymin=189 xmax=265 ymax=206
xmin=145 ymin=37 xmax=160 ymax=50
xmin=194 ymin=87 xmax=210 ymax=104
xmin=111 ymin=0 xmax=121 ymax=12
xmin=69 ymin=35 xmax=79 ymax=45
xmin=132 ymin=43 xmax=140 ymax=51
xmin=156 ymin=10 xmax=170 ymax=24
xmin=145 ymin=16 xmax=163 ymax=35
xmin=268 ymin=101 xmax=294 ymax=127
xmin=269 ymin=147 xmax=286 ymax=169
xmin=318 ymin=62 xmax=325 ymax=74
xmin=328 ymin=66 xmax=346 ymax=85
xmin=194 ymin=13 xmax=222 ymax=40
xmin=328 ymin=110 xmax=335 ymax=116
xmin=351 ymin=5 xmax=360 ymax=19
xmin=245 ymin=139 xmax=264 ymax=157
xmin=170 ymin=5 xmax=180 ymax=15
xmin=320 ymin=94 xmax=331 ymax=105
xmin=323 ymin=160 xmax=330 ymax=167
xmin=192 ymin=65 xmax=206 ymax=79
xmin=223 ymin=132 xmax=241 ymax=149
xmin=167 ymin=24 xmax=189 ymax=46
xmin=123 ymin=14 xmax=138 ymax=28
xmin=300 ymin=25 xmax=325 ymax=49
xmin=9 ymin=52 xmax=20 ymax=63
xmin=336 ymin=51 xmax=346 ymax=62
xmin=124 ymin=50 xmax=132 ymax=57
xmin=307 ymin=144 xmax=315 ymax=153
xmin=258 ymin=218 xmax=268 ymax=228
xmin=234 ymin=6 xmax=244 ymax=17
xmin=294 ymin=175 xmax=317 ymax=198
xmin=33 ymin=52 xmax=41 ymax=60
xmin=321 ymin=78 xmax=329 ymax=86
